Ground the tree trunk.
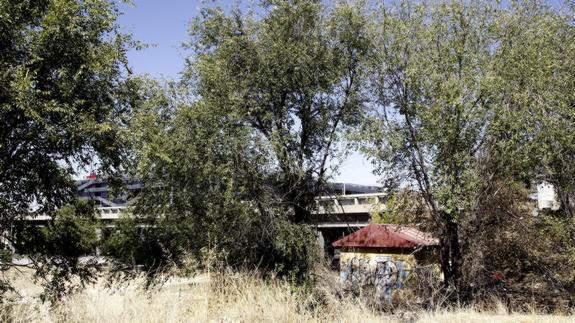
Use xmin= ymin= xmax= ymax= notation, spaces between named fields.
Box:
xmin=283 ymin=174 xmax=315 ymax=224
xmin=439 ymin=211 xmax=462 ymax=295
xmin=293 ymin=203 xmax=310 ymax=224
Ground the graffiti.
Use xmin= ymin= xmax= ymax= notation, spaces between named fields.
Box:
xmin=340 ymin=257 xmax=408 ymax=299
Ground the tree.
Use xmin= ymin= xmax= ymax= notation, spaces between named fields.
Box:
xmin=105 ymin=0 xmax=374 ymax=278
xmin=185 ymin=0 xmax=370 ymax=223
xmin=486 ymin=0 xmax=575 ymax=211
xmin=473 ymin=1 xmax=575 ymax=305
xmin=105 ymin=79 xmax=318 ymax=280
xmin=359 ymin=0 xmax=495 ymax=292
xmin=358 ymin=0 xmax=575 ymax=300
xmin=0 ymin=0 xmax=137 ymax=300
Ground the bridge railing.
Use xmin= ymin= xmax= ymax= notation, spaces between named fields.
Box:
xmin=315 ymin=193 xmax=386 ymax=215
xmin=25 ymin=192 xmax=387 ymax=222
xmin=97 ymin=206 xmax=126 ymax=220
xmin=24 ymin=206 xmax=127 ymax=222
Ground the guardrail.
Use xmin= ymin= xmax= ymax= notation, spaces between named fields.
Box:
xmin=25 ymin=193 xmax=387 ymax=222
xmin=316 ymin=193 xmax=386 ymax=215
xmin=24 ymin=206 xmax=127 ymax=222
xmin=97 ymin=206 xmax=126 ymax=219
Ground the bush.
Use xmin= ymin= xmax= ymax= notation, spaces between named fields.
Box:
xmin=103 ymin=209 xmax=318 ymax=284
xmin=6 ymin=201 xmax=101 ymax=303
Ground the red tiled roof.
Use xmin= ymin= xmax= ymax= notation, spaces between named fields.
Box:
xmin=332 ymin=224 xmax=439 ymax=249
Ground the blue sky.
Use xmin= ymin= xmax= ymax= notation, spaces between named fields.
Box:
xmin=116 ymin=0 xmax=379 ymax=185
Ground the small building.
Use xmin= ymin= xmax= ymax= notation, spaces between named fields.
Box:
xmin=332 ymin=224 xmax=439 ymax=298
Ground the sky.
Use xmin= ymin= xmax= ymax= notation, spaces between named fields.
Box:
xmin=116 ymin=0 xmax=379 ymax=185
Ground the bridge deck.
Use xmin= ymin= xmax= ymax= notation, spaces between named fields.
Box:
xmin=25 ymin=193 xmax=386 ymax=228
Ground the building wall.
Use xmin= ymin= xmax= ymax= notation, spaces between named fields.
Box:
xmin=337 ymin=246 xmax=440 ymax=299
xmin=339 ymin=247 xmax=419 ymax=270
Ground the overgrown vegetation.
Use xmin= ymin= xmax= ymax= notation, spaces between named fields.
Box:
xmin=11 ymin=201 xmax=101 ymax=303
xmin=357 ymin=0 xmax=575 ymax=305
xmin=0 ymin=0 xmax=136 ymax=301
xmin=1 ymin=269 xmax=574 ymax=322
xmin=1 ymin=0 xmax=575 ymax=316
xmin=101 ymin=0 xmax=372 ymax=282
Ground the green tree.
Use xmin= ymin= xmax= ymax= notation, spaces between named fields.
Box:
xmin=105 ymin=80 xmax=317 ymax=280
xmin=0 ymin=0 xmax=137 ymax=300
xmin=486 ymin=1 xmax=575 ymax=210
xmin=186 ymin=0 xmax=370 ymax=223
xmin=370 ymin=191 xmax=426 ymax=225
xmin=106 ymin=0 xmax=373 ymax=282
xmin=360 ymin=0 xmax=496 ymax=291
xmin=358 ymin=0 xmax=575 ymax=299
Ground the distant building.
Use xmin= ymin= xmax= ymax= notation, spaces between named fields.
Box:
xmin=327 ymin=182 xmax=382 ymax=195
xmin=76 ymin=173 xmax=142 ymax=207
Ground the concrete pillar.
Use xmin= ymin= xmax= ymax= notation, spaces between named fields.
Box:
xmin=95 ymin=228 xmax=102 ymax=256
xmin=316 ymin=230 xmax=325 ymax=259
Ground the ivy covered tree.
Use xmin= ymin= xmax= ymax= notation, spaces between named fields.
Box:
xmin=0 ymin=0 xmax=137 ymax=300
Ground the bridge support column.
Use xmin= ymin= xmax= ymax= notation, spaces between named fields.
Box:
xmin=316 ymin=230 xmax=325 ymax=260
xmin=95 ymin=228 xmax=102 ymax=256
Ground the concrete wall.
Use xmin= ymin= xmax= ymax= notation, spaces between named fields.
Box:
xmin=337 ymin=247 xmax=439 ymax=299
xmin=339 ymin=247 xmax=418 ymax=269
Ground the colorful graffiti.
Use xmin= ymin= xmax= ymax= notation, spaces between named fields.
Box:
xmin=340 ymin=256 xmax=409 ymax=299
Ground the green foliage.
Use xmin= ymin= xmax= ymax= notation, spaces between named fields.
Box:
xmin=535 ymin=213 xmax=575 ymax=268
xmin=186 ymin=0 xmax=370 ymax=223
xmin=105 ymin=0 xmax=373 ymax=282
xmin=358 ymin=0 xmax=575 ymax=298
xmin=4 ymin=0 xmax=573 ymax=307
xmin=0 ymin=0 xmax=137 ymax=302
xmin=485 ymin=1 xmax=575 ymax=205
xmin=103 ymin=79 xmax=317 ymax=281
xmin=268 ymin=220 xmax=318 ymax=280
xmin=37 ymin=202 xmax=98 ymax=257
xmin=360 ymin=0 xmax=495 ymax=213
xmin=13 ymin=201 xmax=100 ymax=303
xmin=0 ymin=0 xmax=137 ymax=221
xmin=370 ymin=195 xmax=401 ymax=225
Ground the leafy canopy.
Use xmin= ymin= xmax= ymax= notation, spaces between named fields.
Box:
xmin=186 ymin=0 xmax=370 ymax=223
xmin=357 ymin=0 xmax=575 ymax=297
xmin=0 ymin=0 xmax=137 ymax=222
xmin=0 ymin=0 xmax=137 ymax=301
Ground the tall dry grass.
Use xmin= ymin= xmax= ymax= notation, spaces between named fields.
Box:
xmin=1 ymin=270 xmax=573 ymax=322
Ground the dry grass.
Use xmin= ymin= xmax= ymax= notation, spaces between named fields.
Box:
xmin=1 ymin=270 xmax=573 ymax=323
